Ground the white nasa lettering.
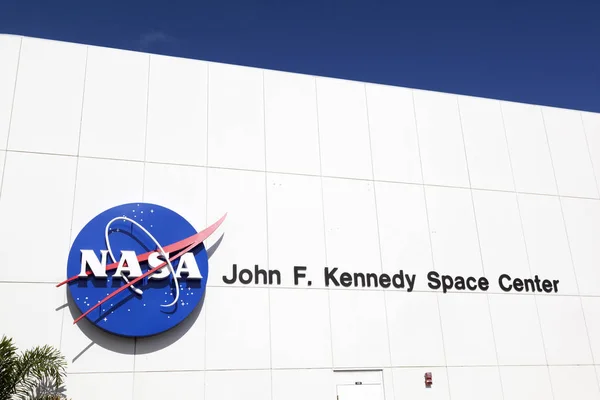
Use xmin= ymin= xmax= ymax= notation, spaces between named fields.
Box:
xmin=80 ymin=250 xmax=109 ymax=278
xmin=148 ymin=251 xmax=171 ymax=280
xmin=113 ymin=250 xmax=143 ymax=279
xmin=175 ymin=252 xmax=202 ymax=280
xmin=79 ymin=249 xmax=202 ymax=280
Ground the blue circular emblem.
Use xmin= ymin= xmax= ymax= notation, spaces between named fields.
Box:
xmin=66 ymin=203 xmax=209 ymax=337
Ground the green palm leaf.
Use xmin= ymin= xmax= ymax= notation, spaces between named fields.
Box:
xmin=0 ymin=336 xmax=67 ymax=400
xmin=0 ymin=336 xmax=19 ymax=400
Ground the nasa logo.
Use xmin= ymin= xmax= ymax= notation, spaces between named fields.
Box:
xmin=57 ymin=203 xmax=225 ymax=337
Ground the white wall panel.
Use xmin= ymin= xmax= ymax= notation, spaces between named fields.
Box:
xmin=316 ymin=78 xmax=372 ymax=179
xmin=71 ymin=157 xmax=144 ymax=235
xmin=266 ymin=173 xmax=326 ymax=288
xmin=135 ymin=303 xmax=206 ymax=371
xmin=447 ymin=367 xmax=503 ymax=400
xmin=63 ymin=157 xmax=139 ymax=368
xmin=562 ymin=197 xmax=600 ymax=295
xmin=518 ymin=194 xmax=579 ymax=294
xmin=537 ymin=295 xmax=593 ymax=365
xmin=329 ymin=289 xmax=390 ymax=368
xmin=204 ymin=287 xmax=270 ymax=370
xmin=79 ymin=46 xmax=148 ymax=161
xmin=366 ymin=84 xmax=422 ymax=183
xmin=205 ymin=168 xmax=267 ymax=287
xmin=264 ymin=70 xmax=320 ymax=175
xmin=472 ymin=190 xmax=530 ymax=289
xmin=459 ymin=96 xmax=514 ymax=191
xmin=272 ymin=369 xmax=335 ymax=400
xmin=382 ymin=368 xmax=395 ymax=400
xmin=438 ymin=293 xmax=497 ymax=366
xmin=8 ymin=37 xmax=86 ymax=155
xmin=543 ymin=106 xmax=598 ymax=198
xmin=413 ymin=90 xmax=469 ymax=187
xmin=392 ymin=367 xmax=450 ymax=400
xmin=67 ymin=373 xmax=133 ymax=400
xmin=549 ymin=366 xmax=600 ymax=400
xmin=385 ymin=292 xmax=445 ymax=366
xmin=60 ymin=316 xmax=135 ymax=373
xmin=134 ymin=371 xmax=204 ymax=400
xmin=500 ymin=366 xmax=553 ymax=400
xmin=143 ymin=163 xmax=206 ymax=230
xmin=488 ymin=294 xmax=546 ymax=365
xmin=0 ymin=35 xmax=20 ymax=149
xmin=207 ymin=63 xmax=264 ymax=170
xmin=0 ymin=283 xmax=64 ymax=350
xmin=375 ymin=182 xmax=432 ymax=291
xmin=145 ymin=55 xmax=208 ymax=166
xmin=0 ymin=152 xmax=76 ymax=282
xmin=581 ymin=297 xmax=600 ymax=364
xmin=582 ymin=112 xmax=600 ymax=188
xmin=502 ymin=101 xmax=556 ymax=195
xmin=322 ymin=178 xmax=381 ymax=275
xmin=269 ymin=288 xmax=332 ymax=368
xmin=0 ymin=150 xmax=4 ymax=188
xmin=425 ymin=186 xmax=483 ymax=278
xmin=205 ymin=370 xmax=270 ymax=400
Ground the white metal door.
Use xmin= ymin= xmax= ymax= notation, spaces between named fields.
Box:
xmin=337 ymin=383 xmax=384 ymax=400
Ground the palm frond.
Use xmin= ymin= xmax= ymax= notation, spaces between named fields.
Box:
xmin=0 ymin=336 xmax=67 ymax=400
xmin=13 ymin=376 xmax=67 ymax=400
xmin=0 ymin=335 xmax=19 ymax=400
xmin=14 ymin=345 xmax=67 ymax=400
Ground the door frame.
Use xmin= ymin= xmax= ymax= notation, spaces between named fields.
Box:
xmin=333 ymin=369 xmax=386 ymax=399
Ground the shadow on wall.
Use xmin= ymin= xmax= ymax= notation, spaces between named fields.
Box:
xmin=58 ymin=233 xmax=225 ymax=362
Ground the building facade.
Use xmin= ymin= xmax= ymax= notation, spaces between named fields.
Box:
xmin=1 ymin=34 xmax=600 ymax=400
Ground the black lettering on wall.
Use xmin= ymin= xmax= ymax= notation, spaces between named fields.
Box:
xmin=427 ymin=271 xmax=441 ymax=290
xmin=294 ymin=266 xmax=307 ymax=285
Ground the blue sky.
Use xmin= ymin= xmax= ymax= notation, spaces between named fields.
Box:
xmin=1 ymin=0 xmax=598 ymax=112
